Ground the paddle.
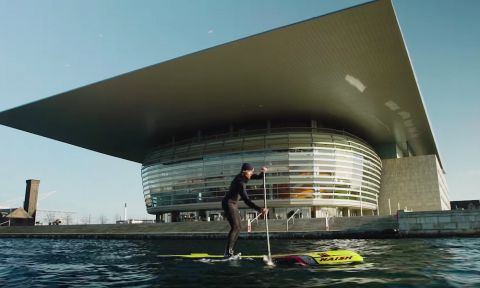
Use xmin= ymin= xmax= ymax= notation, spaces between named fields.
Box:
xmin=263 ymin=172 xmax=273 ymax=266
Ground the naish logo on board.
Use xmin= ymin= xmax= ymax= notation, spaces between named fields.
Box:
xmin=318 ymin=256 xmax=353 ymax=261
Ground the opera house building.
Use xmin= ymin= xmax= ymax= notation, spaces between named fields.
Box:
xmin=0 ymin=0 xmax=450 ymax=222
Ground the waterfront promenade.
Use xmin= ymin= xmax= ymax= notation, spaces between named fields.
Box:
xmin=1 ymin=210 xmax=478 ymax=239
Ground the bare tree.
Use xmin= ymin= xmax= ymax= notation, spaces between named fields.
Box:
xmin=80 ymin=215 xmax=91 ymax=224
xmin=99 ymin=214 xmax=108 ymax=224
xmin=44 ymin=212 xmax=56 ymax=225
xmin=65 ymin=213 xmax=73 ymax=225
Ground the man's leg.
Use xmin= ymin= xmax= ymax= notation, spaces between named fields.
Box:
xmin=224 ymin=204 xmax=241 ymax=256
xmin=224 ymin=208 xmax=235 ymax=256
xmin=223 ymin=200 xmax=236 ymax=256
xmin=227 ymin=204 xmax=241 ymax=255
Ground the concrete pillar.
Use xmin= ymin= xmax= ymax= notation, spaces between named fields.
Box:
xmin=198 ymin=210 xmax=207 ymax=221
xmin=171 ymin=211 xmax=180 ymax=222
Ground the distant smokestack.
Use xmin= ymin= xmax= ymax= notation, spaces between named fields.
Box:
xmin=124 ymin=203 xmax=127 ymax=221
xmin=24 ymin=179 xmax=40 ymax=225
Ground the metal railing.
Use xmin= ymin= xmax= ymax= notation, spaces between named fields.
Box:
xmin=286 ymin=209 xmax=301 ymax=232
xmin=247 ymin=212 xmax=263 ymax=232
xmin=0 ymin=220 xmax=10 ymax=226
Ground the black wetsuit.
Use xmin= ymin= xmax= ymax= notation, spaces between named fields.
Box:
xmin=222 ymin=172 xmax=263 ymax=255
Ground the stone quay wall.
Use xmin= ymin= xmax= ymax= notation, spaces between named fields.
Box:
xmin=398 ymin=210 xmax=480 ymax=236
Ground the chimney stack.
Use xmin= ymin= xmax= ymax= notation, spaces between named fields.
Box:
xmin=24 ymin=179 xmax=40 ymax=225
xmin=124 ymin=203 xmax=127 ymax=221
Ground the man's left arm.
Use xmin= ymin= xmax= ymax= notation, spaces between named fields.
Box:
xmin=251 ymin=166 xmax=268 ymax=180
xmin=250 ymin=172 xmax=264 ymax=180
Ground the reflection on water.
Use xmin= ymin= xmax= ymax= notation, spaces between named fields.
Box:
xmin=0 ymin=237 xmax=479 ymax=287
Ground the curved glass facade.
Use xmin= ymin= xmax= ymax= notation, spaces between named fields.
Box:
xmin=142 ymin=128 xmax=382 ymax=219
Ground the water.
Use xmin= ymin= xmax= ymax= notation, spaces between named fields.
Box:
xmin=1 ymin=237 xmax=480 ymax=287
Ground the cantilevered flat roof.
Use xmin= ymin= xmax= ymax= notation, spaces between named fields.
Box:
xmin=0 ymin=0 xmax=441 ymax=166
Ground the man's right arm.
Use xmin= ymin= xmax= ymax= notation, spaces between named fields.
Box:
xmin=238 ymin=181 xmax=262 ymax=212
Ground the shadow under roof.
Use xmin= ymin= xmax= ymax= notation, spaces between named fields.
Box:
xmin=0 ymin=0 xmax=441 ymax=166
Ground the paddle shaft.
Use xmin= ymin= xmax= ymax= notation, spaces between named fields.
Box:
xmin=263 ymin=172 xmax=272 ymax=263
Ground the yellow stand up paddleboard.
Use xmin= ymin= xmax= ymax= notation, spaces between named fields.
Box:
xmin=159 ymin=250 xmax=363 ymax=266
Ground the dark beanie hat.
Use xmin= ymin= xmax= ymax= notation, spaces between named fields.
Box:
xmin=241 ymin=163 xmax=254 ymax=171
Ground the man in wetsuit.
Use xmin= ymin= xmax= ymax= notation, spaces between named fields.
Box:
xmin=222 ymin=163 xmax=268 ymax=257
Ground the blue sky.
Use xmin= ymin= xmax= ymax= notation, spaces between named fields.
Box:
xmin=0 ymin=0 xmax=479 ymax=223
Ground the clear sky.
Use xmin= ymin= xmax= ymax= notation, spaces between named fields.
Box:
xmin=0 ymin=0 xmax=479 ymax=224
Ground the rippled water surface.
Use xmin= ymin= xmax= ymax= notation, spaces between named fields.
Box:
xmin=1 ymin=237 xmax=480 ymax=287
